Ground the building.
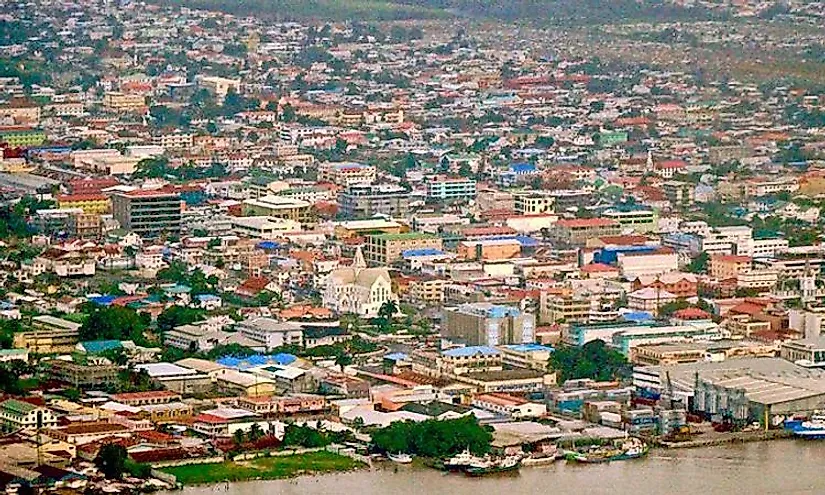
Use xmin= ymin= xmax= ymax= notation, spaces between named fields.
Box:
xmin=318 ymin=162 xmax=377 ymax=186
xmin=540 ymin=293 xmax=592 ymax=324
xmin=442 ymin=303 xmax=536 ymax=346
xmin=102 ymin=92 xmax=146 ymax=111
xmin=550 ymin=218 xmax=621 ymax=247
xmin=0 ymin=127 xmax=46 ymax=147
xmin=631 ymin=273 xmax=698 ymax=299
xmin=627 ymin=288 xmax=678 ymax=316
xmin=662 ymin=181 xmax=695 ymax=206
xmin=603 ymin=207 xmax=657 ymax=233
xmin=710 ymin=255 xmax=752 ymax=279
xmin=365 ymin=232 xmax=443 ymax=265
xmin=214 ymin=369 xmax=277 ymax=397
xmin=472 ymin=393 xmax=547 ymax=419
xmin=617 ymin=248 xmax=679 ymax=279
xmin=14 ymin=316 xmax=81 ymax=353
xmin=323 ymin=248 xmax=397 ymax=317
xmin=0 ymin=400 xmax=58 ymax=432
xmin=196 ymin=76 xmax=241 ymax=99
xmin=241 ymin=195 xmax=312 ymax=223
xmin=111 ymin=190 xmax=182 ymax=239
xmin=47 ymin=359 xmax=119 ymax=388
xmin=338 ymin=183 xmax=410 ymax=219
xmin=334 ymin=219 xmax=406 ymax=239
xmin=457 ymin=238 xmax=522 ymax=261
xmin=55 ymin=194 xmax=110 ymax=214
xmin=110 ymin=391 xmax=182 ymax=407
xmin=426 ymin=177 xmax=477 ymax=202
xmin=408 ymin=277 xmax=447 ymax=304
xmin=236 ymin=318 xmax=304 ymax=350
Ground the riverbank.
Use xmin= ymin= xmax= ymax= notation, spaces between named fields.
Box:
xmin=160 ymin=451 xmax=366 ymax=485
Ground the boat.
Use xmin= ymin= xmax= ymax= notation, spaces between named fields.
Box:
xmin=785 ymin=415 xmax=825 ymax=439
xmin=565 ymin=438 xmax=648 ymax=464
xmin=465 ymin=456 xmax=521 ymax=476
xmin=388 ymin=452 xmax=413 ymax=464
xmin=443 ymin=450 xmax=485 ymax=471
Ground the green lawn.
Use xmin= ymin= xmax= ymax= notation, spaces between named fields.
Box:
xmin=161 ymin=451 xmax=364 ymax=485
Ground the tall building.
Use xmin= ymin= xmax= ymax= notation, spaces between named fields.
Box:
xmin=365 ymin=232 xmax=443 ymax=265
xmin=338 ymin=183 xmax=410 ymax=219
xmin=442 ymin=303 xmax=535 ymax=346
xmin=425 ymin=176 xmax=477 ymax=202
xmin=111 ymin=190 xmax=182 ymax=239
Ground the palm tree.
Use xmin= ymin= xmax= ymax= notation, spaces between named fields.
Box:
xmin=378 ymin=300 xmax=399 ymax=321
xmin=233 ymin=428 xmax=246 ymax=446
xmin=248 ymin=423 xmax=264 ymax=442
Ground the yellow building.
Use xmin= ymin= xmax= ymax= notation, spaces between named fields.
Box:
xmin=242 ymin=195 xmax=313 ymax=223
xmin=56 ymin=194 xmax=111 ymax=214
xmin=365 ymin=232 xmax=443 ymax=265
xmin=103 ymin=92 xmax=146 ymax=111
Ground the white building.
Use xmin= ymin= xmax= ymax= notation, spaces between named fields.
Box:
xmin=236 ymin=318 xmax=304 ymax=350
xmin=322 ymin=247 xmax=397 ymax=317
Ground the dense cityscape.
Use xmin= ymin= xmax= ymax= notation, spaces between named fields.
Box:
xmin=2 ymin=0 xmax=825 ymax=492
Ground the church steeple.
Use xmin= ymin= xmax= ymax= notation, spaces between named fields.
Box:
xmin=353 ymin=245 xmax=366 ymax=274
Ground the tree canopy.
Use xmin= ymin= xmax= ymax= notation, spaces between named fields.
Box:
xmin=79 ymin=304 xmax=148 ymax=343
xmin=549 ymin=340 xmax=630 ymax=383
xmin=371 ymin=416 xmax=492 ymax=457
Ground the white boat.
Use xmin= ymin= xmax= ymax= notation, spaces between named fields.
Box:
xmin=444 ymin=450 xmax=485 ymax=471
xmin=388 ymin=452 xmax=413 ymax=464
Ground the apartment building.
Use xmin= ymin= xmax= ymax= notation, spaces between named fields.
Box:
xmin=318 ymin=161 xmax=376 ymax=186
xmin=425 ymin=176 xmax=477 ymax=202
xmin=513 ymin=192 xmax=555 ymax=215
xmin=709 ymin=255 xmax=752 ymax=279
xmin=603 ymin=207 xmax=657 ymax=233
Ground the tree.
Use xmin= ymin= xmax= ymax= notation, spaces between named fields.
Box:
xmin=549 ymin=340 xmax=630 ymax=383
xmin=248 ymin=423 xmax=264 ymax=442
xmin=79 ymin=304 xmax=147 ymax=343
xmin=0 ymin=319 xmax=21 ymax=349
xmin=371 ymin=416 xmax=492 ymax=457
xmin=687 ymin=252 xmax=710 ymax=274
xmin=233 ymin=428 xmax=246 ymax=446
xmin=157 ymin=306 xmax=205 ymax=333
xmin=95 ymin=444 xmax=128 ymax=479
xmin=334 ymin=352 xmax=353 ymax=372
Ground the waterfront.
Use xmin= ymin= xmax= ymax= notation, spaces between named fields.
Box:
xmin=176 ymin=440 xmax=825 ymax=495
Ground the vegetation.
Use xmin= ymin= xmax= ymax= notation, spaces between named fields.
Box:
xmin=78 ymin=304 xmax=149 ymax=343
xmin=153 ymin=0 xmax=449 ymax=21
xmin=549 ymin=340 xmax=630 ymax=383
xmin=371 ymin=416 xmax=492 ymax=457
xmin=157 ymin=306 xmax=206 ymax=333
xmin=160 ymin=451 xmax=363 ymax=485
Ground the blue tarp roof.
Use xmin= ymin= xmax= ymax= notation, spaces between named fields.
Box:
xmin=504 ymin=343 xmax=554 ymax=353
xmin=216 ymin=353 xmax=297 ymax=370
xmin=257 ymin=241 xmax=281 ymax=250
xmin=510 ymin=162 xmax=536 ymax=173
xmin=442 ymin=346 xmax=500 ymax=357
xmin=402 ymin=248 xmax=445 ymax=257
xmin=80 ymin=340 xmax=123 ymax=354
xmin=623 ymin=311 xmax=654 ymax=323
xmin=88 ymin=295 xmax=116 ymax=306
xmin=384 ymin=352 xmax=409 ymax=361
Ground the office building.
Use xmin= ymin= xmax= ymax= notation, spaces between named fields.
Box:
xmin=365 ymin=232 xmax=443 ymax=265
xmin=111 ymin=190 xmax=182 ymax=239
xmin=442 ymin=303 xmax=535 ymax=346
xmin=338 ymin=183 xmax=410 ymax=219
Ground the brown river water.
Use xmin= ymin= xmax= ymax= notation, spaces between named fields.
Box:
xmin=176 ymin=440 xmax=825 ymax=495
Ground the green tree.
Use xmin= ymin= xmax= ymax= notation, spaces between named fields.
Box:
xmin=549 ymin=340 xmax=630 ymax=383
xmin=371 ymin=416 xmax=492 ymax=457
xmin=233 ymin=428 xmax=246 ymax=446
xmin=95 ymin=444 xmax=128 ymax=479
xmin=248 ymin=423 xmax=264 ymax=442
xmin=79 ymin=304 xmax=147 ymax=343
xmin=687 ymin=252 xmax=710 ymax=274
xmin=157 ymin=306 xmax=205 ymax=333
xmin=334 ymin=352 xmax=353 ymax=372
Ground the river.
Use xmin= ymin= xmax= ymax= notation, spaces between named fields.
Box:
xmin=175 ymin=440 xmax=824 ymax=495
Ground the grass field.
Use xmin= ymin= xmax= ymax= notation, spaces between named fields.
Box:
xmin=161 ymin=451 xmax=364 ymax=485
